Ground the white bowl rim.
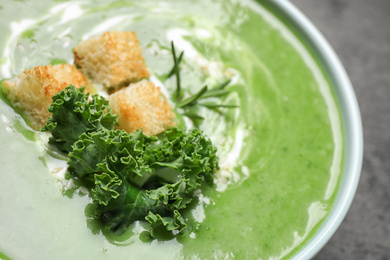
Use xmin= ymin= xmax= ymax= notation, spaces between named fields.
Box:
xmin=263 ymin=1 xmax=364 ymax=259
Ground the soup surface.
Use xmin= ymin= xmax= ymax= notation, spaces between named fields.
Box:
xmin=0 ymin=0 xmax=343 ymax=259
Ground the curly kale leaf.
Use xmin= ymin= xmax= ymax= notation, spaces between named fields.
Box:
xmin=146 ymin=181 xmax=193 ymax=211
xmin=95 ymin=179 xmax=161 ymax=233
xmin=68 ymin=130 xmax=156 ymax=179
xmin=145 ymin=210 xmax=187 ymax=238
xmin=91 ymin=172 xmax=122 ymax=206
xmin=67 ymin=128 xmax=218 ymax=237
xmin=42 ymin=85 xmax=118 ymax=152
xmin=149 ymin=127 xmax=219 ymax=191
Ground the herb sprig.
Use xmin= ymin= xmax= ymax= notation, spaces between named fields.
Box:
xmin=168 ymin=41 xmax=238 ymax=115
xmin=171 ymin=41 xmax=183 ymax=101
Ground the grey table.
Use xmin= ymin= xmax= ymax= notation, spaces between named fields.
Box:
xmin=288 ymin=0 xmax=390 ymax=259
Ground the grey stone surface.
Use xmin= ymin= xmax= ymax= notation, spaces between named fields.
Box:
xmin=288 ymin=0 xmax=390 ymax=259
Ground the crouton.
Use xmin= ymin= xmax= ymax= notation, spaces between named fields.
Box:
xmin=74 ymin=31 xmax=150 ymax=89
xmin=108 ymin=80 xmax=175 ymax=136
xmin=2 ymin=64 xmax=93 ymax=130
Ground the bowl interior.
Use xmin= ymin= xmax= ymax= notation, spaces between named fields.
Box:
xmin=264 ymin=1 xmax=363 ymax=258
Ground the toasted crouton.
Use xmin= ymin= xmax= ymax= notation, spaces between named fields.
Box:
xmin=74 ymin=31 xmax=150 ymax=89
xmin=2 ymin=64 xmax=93 ymax=130
xmin=108 ymin=80 xmax=175 ymax=136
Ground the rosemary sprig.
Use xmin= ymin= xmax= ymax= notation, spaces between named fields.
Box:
xmin=198 ymin=89 xmax=230 ymax=99
xmin=178 ymin=85 xmax=208 ymax=108
xmin=215 ymin=79 xmax=231 ymax=90
xmin=198 ymin=102 xmax=239 ymax=108
xmin=198 ymin=79 xmax=231 ymax=100
xmin=171 ymin=41 xmax=182 ymax=101
xmin=181 ymin=112 xmax=204 ymax=120
xmin=167 ymin=50 xmax=184 ymax=78
xmin=168 ymin=42 xmax=238 ymax=114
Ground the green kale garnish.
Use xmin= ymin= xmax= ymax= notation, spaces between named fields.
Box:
xmin=41 ymin=85 xmax=118 ymax=153
xmin=42 ymin=84 xmax=219 ymax=238
xmin=68 ymin=128 xmax=218 ymax=236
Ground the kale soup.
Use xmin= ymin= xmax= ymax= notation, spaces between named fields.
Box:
xmin=0 ymin=0 xmax=343 ymax=259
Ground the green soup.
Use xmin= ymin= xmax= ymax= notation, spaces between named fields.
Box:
xmin=0 ymin=0 xmax=343 ymax=259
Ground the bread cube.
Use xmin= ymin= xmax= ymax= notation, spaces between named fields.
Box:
xmin=2 ymin=64 xmax=93 ymax=130
xmin=108 ymin=80 xmax=175 ymax=136
xmin=73 ymin=31 xmax=150 ymax=89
